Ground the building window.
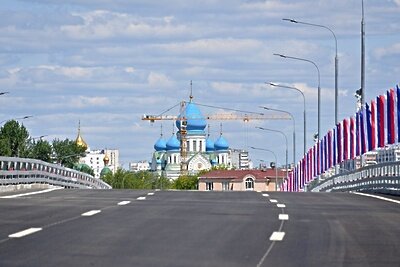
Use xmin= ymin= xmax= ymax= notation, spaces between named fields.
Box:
xmin=206 ymin=182 xmax=213 ymax=191
xmin=245 ymin=178 xmax=254 ymax=190
xmin=199 ymin=140 xmax=203 ymax=152
xmin=222 ymin=181 xmax=230 ymax=191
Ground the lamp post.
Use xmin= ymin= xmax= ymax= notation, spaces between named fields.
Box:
xmin=268 ymin=82 xmax=306 ymax=156
xmin=274 ymin=53 xmax=321 ymax=140
xmin=260 ymin=106 xmax=295 ymax=164
xmin=361 ymin=0 xmax=365 ymax=106
xmin=250 ymin=146 xmax=278 ymax=191
xmin=256 ymin=126 xmax=288 ymax=182
xmin=0 ymin=115 xmax=33 ymax=125
xmin=0 ymin=92 xmax=9 ymax=96
xmin=282 ymin=18 xmax=338 ymax=125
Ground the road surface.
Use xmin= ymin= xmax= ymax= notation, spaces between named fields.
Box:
xmin=0 ymin=189 xmax=399 ymax=266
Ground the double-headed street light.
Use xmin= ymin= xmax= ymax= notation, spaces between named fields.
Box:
xmin=0 ymin=115 xmax=33 ymax=125
xmin=283 ymin=18 xmax=338 ymax=125
xmin=260 ymin=106 xmax=295 ymax=164
xmin=256 ymin=126 xmax=288 ymax=182
xmin=268 ymin=82 xmax=306 ymax=157
xmin=273 ymin=53 xmax=321 ymax=140
xmin=250 ymin=146 xmax=278 ymax=191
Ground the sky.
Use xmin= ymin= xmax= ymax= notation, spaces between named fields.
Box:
xmin=0 ymin=0 xmax=399 ymax=168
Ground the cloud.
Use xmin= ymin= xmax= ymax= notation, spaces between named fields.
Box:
xmin=374 ymin=43 xmax=400 ymax=58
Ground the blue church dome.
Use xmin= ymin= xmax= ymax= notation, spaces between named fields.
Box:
xmin=154 ymin=137 xmax=167 ymax=151
xmin=176 ymin=102 xmax=207 ymax=133
xmin=206 ymin=138 xmax=215 ymax=152
xmin=214 ymin=135 xmax=229 ymax=151
xmin=166 ymin=134 xmax=180 ymax=151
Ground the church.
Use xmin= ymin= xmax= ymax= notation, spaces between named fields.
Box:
xmin=150 ymin=98 xmax=231 ymax=179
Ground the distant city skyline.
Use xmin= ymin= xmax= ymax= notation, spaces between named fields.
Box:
xmin=0 ymin=0 xmax=399 ymax=168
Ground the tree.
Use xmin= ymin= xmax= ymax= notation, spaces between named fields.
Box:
xmin=52 ymin=138 xmax=86 ymax=168
xmin=0 ymin=120 xmax=30 ymax=157
xmin=173 ymin=175 xmax=198 ymax=190
xmin=29 ymin=139 xmax=52 ymax=162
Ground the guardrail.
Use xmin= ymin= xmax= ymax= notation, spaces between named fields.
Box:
xmin=309 ymin=161 xmax=400 ymax=195
xmin=0 ymin=157 xmax=111 ymax=190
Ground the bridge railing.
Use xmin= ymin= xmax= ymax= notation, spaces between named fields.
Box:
xmin=309 ymin=161 xmax=400 ymax=195
xmin=0 ymin=156 xmax=111 ymax=190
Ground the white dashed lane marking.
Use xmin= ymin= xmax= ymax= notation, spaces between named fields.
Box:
xmin=81 ymin=210 xmax=101 ymax=217
xmin=9 ymin=228 xmax=42 ymax=238
xmin=269 ymin=231 xmax=285 ymax=241
xmin=147 ymin=192 xmax=155 ymax=196
xmin=277 ymin=204 xmax=286 ymax=208
xmin=279 ymin=214 xmax=289 ymax=221
xmin=262 ymin=193 xmax=269 ymax=197
xmin=269 ymin=199 xmax=278 ymax=203
xmin=137 ymin=196 xmax=146 ymax=200
xmin=117 ymin=201 xmax=131 ymax=206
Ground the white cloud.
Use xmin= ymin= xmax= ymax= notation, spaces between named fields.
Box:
xmin=374 ymin=43 xmax=400 ymax=58
xmin=147 ymin=72 xmax=175 ymax=88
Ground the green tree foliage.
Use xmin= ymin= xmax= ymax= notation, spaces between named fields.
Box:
xmin=0 ymin=120 xmax=30 ymax=157
xmin=29 ymin=139 xmax=52 ymax=162
xmin=101 ymin=170 xmax=174 ymax=190
xmin=52 ymin=138 xmax=86 ymax=168
xmin=74 ymin=163 xmax=95 ymax=176
xmin=172 ymin=175 xmax=198 ymax=190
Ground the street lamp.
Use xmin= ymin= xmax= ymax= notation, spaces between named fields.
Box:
xmin=250 ymin=146 xmax=278 ymax=191
xmin=268 ymin=82 xmax=306 ymax=156
xmin=282 ymin=18 xmax=338 ymax=125
xmin=260 ymin=106 xmax=296 ymax=164
xmin=0 ymin=115 xmax=33 ymax=125
xmin=0 ymin=92 xmax=9 ymax=96
xmin=274 ymin=53 xmax=321 ymax=140
xmin=256 ymin=126 xmax=288 ymax=182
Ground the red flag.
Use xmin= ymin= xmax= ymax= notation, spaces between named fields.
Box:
xmin=377 ymin=95 xmax=385 ymax=147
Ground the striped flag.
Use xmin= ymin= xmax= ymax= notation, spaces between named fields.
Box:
xmin=343 ymin=118 xmax=349 ymax=160
xmin=356 ymin=111 xmax=361 ymax=156
xmin=333 ymin=127 xmax=337 ymax=166
xmin=324 ymin=134 xmax=328 ymax=171
xmin=360 ymin=108 xmax=367 ymax=154
xmin=328 ymin=130 xmax=333 ymax=168
xmin=366 ymin=102 xmax=373 ymax=151
xmin=337 ymin=122 xmax=342 ymax=163
xmin=350 ymin=117 xmax=355 ymax=159
xmin=397 ymin=85 xmax=400 ymax=142
xmin=377 ymin=95 xmax=385 ymax=148
xmin=371 ymin=99 xmax=377 ymax=150
xmin=387 ymin=89 xmax=396 ymax=144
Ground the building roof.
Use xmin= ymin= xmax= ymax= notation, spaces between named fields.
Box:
xmin=199 ymin=169 xmax=287 ymax=181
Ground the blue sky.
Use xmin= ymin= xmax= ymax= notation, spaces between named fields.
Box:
xmin=0 ymin=0 xmax=399 ymax=168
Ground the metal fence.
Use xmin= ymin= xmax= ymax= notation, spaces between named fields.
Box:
xmin=0 ymin=157 xmax=111 ymax=189
xmin=309 ymin=161 xmax=400 ymax=195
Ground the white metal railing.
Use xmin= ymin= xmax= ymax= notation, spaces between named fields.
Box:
xmin=309 ymin=161 xmax=400 ymax=195
xmin=0 ymin=157 xmax=111 ymax=189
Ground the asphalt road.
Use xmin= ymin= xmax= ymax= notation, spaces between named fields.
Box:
xmin=0 ymin=189 xmax=399 ymax=267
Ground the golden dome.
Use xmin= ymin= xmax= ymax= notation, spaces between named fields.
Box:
xmin=103 ymin=154 xmax=110 ymax=165
xmin=75 ymin=121 xmax=88 ymax=150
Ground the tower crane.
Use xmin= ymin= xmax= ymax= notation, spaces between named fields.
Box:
xmin=142 ymin=101 xmax=290 ymax=176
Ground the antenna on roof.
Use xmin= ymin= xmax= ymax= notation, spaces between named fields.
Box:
xmin=220 ymin=123 xmax=223 ymax=136
xmin=207 ymin=124 xmax=211 ymax=137
xmin=160 ymin=124 xmax=163 ymax=137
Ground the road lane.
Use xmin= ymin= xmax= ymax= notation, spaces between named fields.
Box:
xmin=263 ymin=192 xmax=400 ymax=267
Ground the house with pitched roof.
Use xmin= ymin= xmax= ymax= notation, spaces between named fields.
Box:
xmin=198 ymin=169 xmax=287 ymax=192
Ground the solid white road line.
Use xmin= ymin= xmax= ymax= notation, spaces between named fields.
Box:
xmin=0 ymin=187 xmax=62 ymax=199
xmin=277 ymin=204 xmax=286 ymax=208
xmin=262 ymin=193 xmax=269 ymax=197
xmin=269 ymin=231 xmax=285 ymax=241
xmin=352 ymin=192 xmax=400 ymax=204
xmin=269 ymin=199 xmax=278 ymax=203
xmin=81 ymin=210 xmax=101 ymax=217
xmin=117 ymin=201 xmax=131 ymax=206
xmin=147 ymin=192 xmax=154 ymax=196
xmin=137 ymin=196 xmax=146 ymax=200
xmin=9 ymin=228 xmax=42 ymax=238
xmin=279 ymin=214 xmax=289 ymax=221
